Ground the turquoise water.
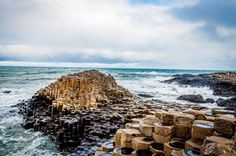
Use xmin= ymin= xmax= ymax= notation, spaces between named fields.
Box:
xmin=0 ymin=66 xmax=227 ymax=155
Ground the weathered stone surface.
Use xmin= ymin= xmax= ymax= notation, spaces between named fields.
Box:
xmin=121 ymin=129 xmax=141 ymax=142
xmin=212 ymin=108 xmax=234 ymax=116
xmin=131 ymin=137 xmax=154 ymax=150
xmin=152 ymin=132 xmax=172 ymax=144
xmin=201 ymin=136 xmax=236 ymax=156
xmin=184 ymin=109 xmax=206 ymax=120
xmin=154 ymin=123 xmax=175 ymax=137
xmin=214 ymin=116 xmax=236 ymax=137
xmin=162 ymin=112 xmax=174 ymax=125
xmin=114 ymin=129 xmax=125 ymax=148
xmin=174 ymin=113 xmax=195 ymax=125
xmin=140 ymin=116 xmax=160 ymax=126
xmin=175 ymin=124 xmax=191 ymax=139
xmin=191 ymin=120 xmax=214 ymax=141
xmin=155 ymin=109 xmax=167 ymax=119
xmin=139 ymin=123 xmax=154 ymax=137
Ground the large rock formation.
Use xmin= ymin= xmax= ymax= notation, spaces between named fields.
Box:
xmin=18 ymin=70 xmax=134 ymax=155
xmin=38 ymin=70 xmax=132 ymax=111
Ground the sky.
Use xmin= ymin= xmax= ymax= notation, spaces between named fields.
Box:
xmin=0 ymin=0 xmax=236 ymax=70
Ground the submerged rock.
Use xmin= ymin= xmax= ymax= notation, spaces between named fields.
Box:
xmin=138 ymin=93 xmax=154 ymax=98
xmin=3 ymin=90 xmax=11 ymax=94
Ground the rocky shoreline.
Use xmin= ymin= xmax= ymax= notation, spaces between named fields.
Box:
xmin=17 ymin=70 xmax=236 ymax=155
xmin=164 ymin=72 xmax=236 ymax=110
xmin=164 ymin=72 xmax=236 ymax=97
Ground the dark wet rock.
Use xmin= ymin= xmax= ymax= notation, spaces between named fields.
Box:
xmin=177 ymin=94 xmax=205 ymax=103
xmin=163 ymin=74 xmax=213 ymax=87
xmin=3 ymin=90 xmax=11 ymax=94
xmin=216 ymin=97 xmax=236 ymax=110
xmin=138 ymin=93 xmax=154 ymax=98
xmin=204 ymin=98 xmax=215 ymax=103
xmin=164 ymin=72 xmax=236 ymax=97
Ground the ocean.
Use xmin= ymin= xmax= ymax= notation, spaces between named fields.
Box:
xmin=0 ymin=66 xmax=227 ymax=156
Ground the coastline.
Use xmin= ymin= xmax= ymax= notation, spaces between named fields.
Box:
xmin=15 ymin=70 xmax=236 ymax=155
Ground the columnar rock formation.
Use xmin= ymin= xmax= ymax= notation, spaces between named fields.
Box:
xmin=18 ymin=70 xmax=134 ymax=155
xmin=38 ymin=70 xmax=132 ymax=111
xmin=96 ymin=105 xmax=236 ymax=156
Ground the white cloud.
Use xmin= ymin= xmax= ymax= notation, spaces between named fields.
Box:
xmin=0 ymin=0 xmax=235 ymax=70
xmin=216 ymin=26 xmax=236 ymax=37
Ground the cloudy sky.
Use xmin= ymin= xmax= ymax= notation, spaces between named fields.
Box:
xmin=0 ymin=0 xmax=236 ymax=70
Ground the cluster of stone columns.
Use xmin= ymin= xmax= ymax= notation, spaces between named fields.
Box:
xmin=38 ymin=76 xmax=99 ymax=112
xmin=95 ymin=108 xmax=236 ymax=156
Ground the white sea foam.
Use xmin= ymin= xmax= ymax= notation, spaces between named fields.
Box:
xmin=117 ymin=75 xmax=225 ymax=107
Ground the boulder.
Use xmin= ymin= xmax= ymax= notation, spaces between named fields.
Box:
xmin=204 ymin=98 xmax=215 ymax=103
xmin=216 ymin=97 xmax=236 ymax=110
xmin=177 ymin=94 xmax=205 ymax=103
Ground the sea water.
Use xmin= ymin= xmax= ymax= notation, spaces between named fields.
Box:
xmin=0 ymin=66 xmax=226 ymax=155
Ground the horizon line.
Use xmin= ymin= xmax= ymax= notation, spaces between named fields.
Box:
xmin=0 ymin=61 xmax=235 ymax=71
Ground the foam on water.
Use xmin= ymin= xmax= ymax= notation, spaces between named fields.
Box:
xmin=0 ymin=66 xmax=227 ymax=155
